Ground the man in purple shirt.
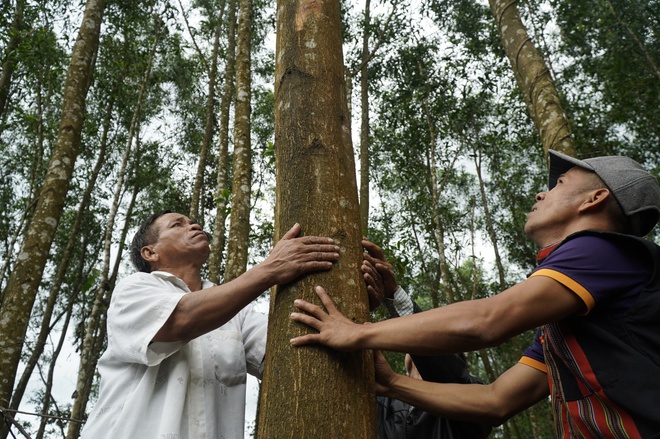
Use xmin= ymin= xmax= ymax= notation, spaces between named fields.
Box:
xmin=290 ymin=150 xmax=660 ymax=438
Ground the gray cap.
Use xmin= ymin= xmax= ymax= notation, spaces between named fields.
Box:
xmin=548 ymin=149 xmax=660 ymax=237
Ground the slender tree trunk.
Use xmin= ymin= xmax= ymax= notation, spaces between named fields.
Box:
xmin=35 ymin=293 xmax=76 ymax=439
xmin=488 ymin=0 xmax=574 ymax=155
xmin=224 ymin=0 xmax=253 ymax=282
xmin=359 ymin=0 xmax=371 ymax=234
xmin=189 ymin=1 xmax=226 ymax=221
xmin=257 ymin=0 xmax=376 ymax=437
xmin=472 ymin=143 xmax=507 ymax=289
xmin=420 ymin=83 xmax=459 ymax=306
xmin=0 ymin=2 xmax=105 ymax=435
xmin=66 ymin=25 xmax=157 ymax=437
xmin=209 ymin=0 xmax=238 ymax=284
xmin=0 ymin=209 xmax=29 ymax=294
xmin=0 ymin=0 xmax=25 ymax=123
xmin=605 ymin=0 xmax=660 ymax=80
xmin=355 ymin=0 xmax=401 ymax=234
xmin=8 ymin=98 xmax=113 ymax=416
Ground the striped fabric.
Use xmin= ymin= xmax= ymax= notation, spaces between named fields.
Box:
xmin=543 ymin=322 xmax=642 ymax=439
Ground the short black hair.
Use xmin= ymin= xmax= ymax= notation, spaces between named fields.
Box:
xmin=130 ymin=210 xmax=172 ymax=273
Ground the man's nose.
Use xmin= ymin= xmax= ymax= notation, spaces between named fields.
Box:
xmin=535 ymin=192 xmax=546 ymax=201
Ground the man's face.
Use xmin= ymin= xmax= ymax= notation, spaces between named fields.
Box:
xmin=525 ymin=167 xmax=597 ymax=245
xmin=148 ymin=213 xmax=210 ymax=266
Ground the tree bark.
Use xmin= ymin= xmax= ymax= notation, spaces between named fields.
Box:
xmin=225 ymin=0 xmax=253 ymax=282
xmin=0 ymin=0 xmax=25 ymax=122
xmin=488 ymin=0 xmax=574 ymax=156
xmin=8 ymin=95 xmax=113 ymax=419
xmin=66 ymin=21 xmax=157 ymax=436
xmin=359 ymin=0 xmax=371 ymax=234
xmin=257 ymin=0 xmax=376 ymax=437
xmin=0 ymin=1 xmax=105 ymax=432
xmin=208 ymin=0 xmax=238 ymax=284
xmin=189 ymin=1 xmax=226 ymax=221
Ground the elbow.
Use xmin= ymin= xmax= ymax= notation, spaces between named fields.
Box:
xmin=473 ymin=388 xmax=524 ymax=427
xmin=153 ymin=310 xmax=195 ymax=343
xmin=463 ymin=313 xmax=512 ymax=349
xmin=484 ymin=406 xmax=519 ymax=427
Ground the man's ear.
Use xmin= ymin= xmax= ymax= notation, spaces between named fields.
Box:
xmin=579 ymin=188 xmax=611 ymax=213
xmin=141 ymin=245 xmax=158 ymax=264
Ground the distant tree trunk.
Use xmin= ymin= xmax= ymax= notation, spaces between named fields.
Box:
xmin=355 ymin=0 xmax=400 ymax=234
xmin=208 ymin=0 xmax=238 ymax=284
xmin=420 ymin=83 xmax=459 ymax=306
xmin=224 ymin=0 xmax=253 ymax=282
xmin=488 ymin=0 xmax=574 ymax=156
xmin=359 ymin=0 xmax=371 ymax=234
xmin=471 ymin=142 xmax=507 ymax=289
xmin=0 ymin=0 xmax=24 ymax=122
xmin=35 ymin=296 xmax=75 ymax=439
xmin=189 ymin=1 xmax=226 ymax=221
xmin=604 ymin=0 xmax=660 ymax=80
xmin=257 ymin=0 xmax=376 ymax=437
xmin=0 ymin=2 xmax=105 ymax=435
xmin=8 ymin=98 xmax=114 ymax=416
xmin=66 ymin=23 xmax=157 ymax=436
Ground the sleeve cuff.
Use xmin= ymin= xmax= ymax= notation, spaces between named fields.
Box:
xmin=388 ymin=286 xmax=414 ymax=317
xmin=518 ymin=356 xmax=547 ymax=373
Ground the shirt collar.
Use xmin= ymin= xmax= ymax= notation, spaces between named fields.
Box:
xmin=536 ymin=242 xmax=561 ymax=263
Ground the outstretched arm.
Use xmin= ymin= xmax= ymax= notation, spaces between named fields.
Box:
xmin=374 ymin=350 xmax=549 ymax=426
xmin=290 ymin=275 xmax=583 ymax=355
xmin=154 ymin=224 xmax=340 ymax=343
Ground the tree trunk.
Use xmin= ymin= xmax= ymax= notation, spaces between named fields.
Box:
xmin=0 ymin=1 xmax=105 ymax=433
xmin=472 ymin=143 xmax=507 ymax=289
xmin=257 ymin=0 xmax=376 ymax=437
xmin=66 ymin=24 xmax=156 ymax=436
xmin=420 ymin=84 xmax=459 ymax=306
xmin=35 ymin=297 xmax=75 ymax=439
xmin=0 ymin=0 xmax=25 ymax=122
xmin=189 ymin=2 xmax=226 ymax=221
xmin=359 ymin=0 xmax=371 ymax=234
xmin=605 ymin=0 xmax=660 ymax=80
xmin=208 ymin=0 xmax=238 ymax=284
xmin=8 ymin=97 xmax=113 ymax=416
xmin=225 ymin=0 xmax=253 ymax=282
xmin=488 ymin=0 xmax=574 ymax=156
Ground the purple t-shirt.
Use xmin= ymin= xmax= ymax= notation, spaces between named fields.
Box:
xmin=522 ymin=234 xmax=652 ymax=365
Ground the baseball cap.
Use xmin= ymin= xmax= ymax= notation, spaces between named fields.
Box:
xmin=548 ymin=149 xmax=660 ymax=236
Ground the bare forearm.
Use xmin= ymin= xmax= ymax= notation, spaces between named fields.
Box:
xmin=356 ymin=301 xmax=503 ymax=355
xmin=154 ymin=264 xmax=273 ymax=342
xmin=385 ymin=375 xmax=503 ymax=425
xmin=382 ymin=363 xmax=549 ymax=425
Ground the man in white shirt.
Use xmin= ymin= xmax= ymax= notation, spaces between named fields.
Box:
xmin=81 ymin=210 xmax=340 ymax=439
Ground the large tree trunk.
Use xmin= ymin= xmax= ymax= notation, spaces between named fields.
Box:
xmin=257 ymin=0 xmax=376 ymax=437
xmin=0 ymin=1 xmax=105 ymax=434
xmin=488 ymin=0 xmax=574 ymax=156
xmin=224 ymin=0 xmax=253 ymax=282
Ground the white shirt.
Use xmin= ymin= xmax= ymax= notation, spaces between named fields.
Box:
xmin=80 ymin=271 xmax=267 ymax=439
